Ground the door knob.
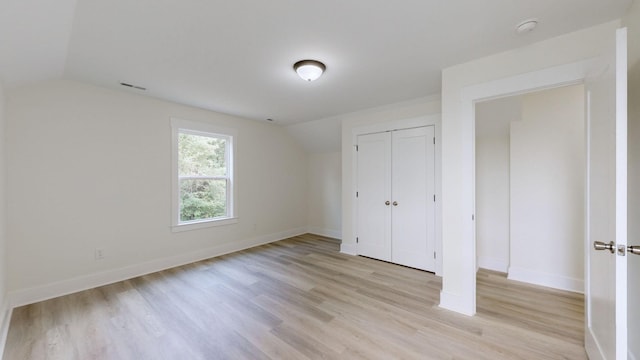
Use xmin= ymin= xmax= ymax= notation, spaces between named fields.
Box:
xmin=594 ymin=241 xmax=615 ymax=254
xmin=385 ymin=201 xmax=390 ymax=206
xmin=392 ymin=201 xmax=398 ymax=206
xmin=629 ymin=246 xmax=640 ymax=256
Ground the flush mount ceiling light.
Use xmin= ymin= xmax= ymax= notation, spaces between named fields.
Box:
xmin=293 ymin=60 xmax=326 ymax=81
xmin=516 ymin=18 xmax=538 ymax=34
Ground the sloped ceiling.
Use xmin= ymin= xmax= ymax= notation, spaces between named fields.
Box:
xmin=0 ymin=0 xmax=632 ymax=126
xmin=0 ymin=0 xmax=77 ymax=87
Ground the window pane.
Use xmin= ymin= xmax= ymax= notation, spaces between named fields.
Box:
xmin=179 ymin=178 xmax=227 ymax=222
xmin=178 ymin=133 xmax=226 ymax=176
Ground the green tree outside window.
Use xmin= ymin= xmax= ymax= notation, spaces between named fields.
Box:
xmin=178 ymin=133 xmax=229 ymax=222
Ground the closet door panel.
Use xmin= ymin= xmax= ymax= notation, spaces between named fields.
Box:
xmin=356 ymin=132 xmax=392 ymax=261
xmin=391 ymin=126 xmax=435 ymax=271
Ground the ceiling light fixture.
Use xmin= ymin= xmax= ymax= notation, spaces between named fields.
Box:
xmin=293 ymin=60 xmax=326 ymax=82
xmin=516 ymin=18 xmax=538 ymax=34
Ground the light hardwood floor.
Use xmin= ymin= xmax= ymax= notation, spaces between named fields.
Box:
xmin=3 ymin=234 xmax=586 ymax=359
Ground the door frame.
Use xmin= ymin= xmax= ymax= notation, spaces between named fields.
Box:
xmin=439 ymin=57 xmax=602 ymax=316
xmin=350 ymin=114 xmax=443 ymax=275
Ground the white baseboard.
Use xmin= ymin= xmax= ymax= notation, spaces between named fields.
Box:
xmin=477 ymin=256 xmax=509 ymax=273
xmin=340 ymin=242 xmax=357 ymax=255
xmin=0 ymin=297 xmax=12 ymax=358
xmin=585 ymin=327 xmax=605 ymax=360
xmin=507 ymin=266 xmax=583 ymax=293
xmin=9 ymin=227 xmax=307 ymax=308
xmin=439 ymin=290 xmax=475 ymax=316
xmin=307 ymin=227 xmax=342 ymax=240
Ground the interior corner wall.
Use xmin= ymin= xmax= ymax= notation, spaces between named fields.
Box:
xmin=509 ymin=85 xmax=585 ymax=293
xmin=5 ymin=79 xmax=308 ymax=305
xmin=440 ymin=20 xmax=620 ymax=315
xmin=307 ymin=151 xmax=342 ymax=239
xmin=623 ymin=2 xmax=640 ymax=358
xmin=0 ymin=80 xmax=9 ymax=344
xmin=474 ymin=97 xmax=520 ymax=273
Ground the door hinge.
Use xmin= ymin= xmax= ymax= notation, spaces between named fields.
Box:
xmin=356 ymin=237 xmax=359 ymax=244
xmin=355 ymin=145 xmax=359 ymax=151
xmin=433 ymin=137 xmax=435 ymax=145
xmin=356 ymin=191 xmax=359 ymax=198
xmin=433 ymin=194 xmax=436 ymax=202
xmin=434 ymin=251 xmax=436 ymax=259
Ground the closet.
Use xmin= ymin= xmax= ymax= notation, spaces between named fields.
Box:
xmin=355 ymin=126 xmax=436 ymax=272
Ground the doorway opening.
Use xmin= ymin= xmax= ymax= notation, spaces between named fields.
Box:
xmin=474 ymin=84 xmax=586 ymax=344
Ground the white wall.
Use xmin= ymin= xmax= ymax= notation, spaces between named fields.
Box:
xmin=285 ymin=116 xmax=342 ymax=239
xmin=285 ymin=117 xmax=341 ymax=154
xmin=475 ymin=97 xmax=519 ymax=273
xmin=307 ymin=152 xmax=342 ymax=239
xmin=340 ymin=96 xmax=441 ymax=266
xmin=440 ymin=20 xmax=620 ymax=315
xmin=0 ymin=80 xmax=9 ymax=351
xmin=509 ymin=85 xmax=585 ymax=292
xmin=623 ymin=2 xmax=640 ymax=358
xmin=5 ymin=79 xmax=308 ymax=305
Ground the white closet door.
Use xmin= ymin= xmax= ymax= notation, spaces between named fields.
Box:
xmin=391 ymin=126 xmax=435 ymax=271
xmin=356 ymin=132 xmax=392 ymax=261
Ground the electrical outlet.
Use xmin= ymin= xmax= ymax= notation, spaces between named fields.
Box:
xmin=95 ymin=248 xmax=105 ymax=260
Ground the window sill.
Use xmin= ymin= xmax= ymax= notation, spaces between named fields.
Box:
xmin=171 ymin=217 xmax=238 ymax=232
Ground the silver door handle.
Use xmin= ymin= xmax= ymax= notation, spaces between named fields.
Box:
xmin=629 ymin=246 xmax=640 ymax=256
xmin=594 ymin=241 xmax=615 ymax=254
xmin=392 ymin=201 xmax=398 ymax=206
xmin=385 ymin=201 xmax=390 ymax=206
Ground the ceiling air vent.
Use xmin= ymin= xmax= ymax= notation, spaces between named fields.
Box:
xmin=120 ymin=82 xmax=147 ymax=91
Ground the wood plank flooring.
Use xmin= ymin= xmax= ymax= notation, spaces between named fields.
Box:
xmin=3 ymin=234 xmax=586 ymax=359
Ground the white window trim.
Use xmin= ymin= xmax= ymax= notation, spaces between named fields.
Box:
xmin=171 ymin=118 xmax=238 ymax=232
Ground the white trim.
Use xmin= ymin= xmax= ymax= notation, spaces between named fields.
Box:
xmin=340 ymin=242 xmax=357 ymax=255
xmin=350 ymin=114 xmax=438 ymax=137
xmin=448 ymin=57 xmax=601 ymax=316
xmin=350 ymin=132 xmax=359 ymax=256
xmin=171 ymin=217 xmax=238 ymax=232
xmin=614 ymin=27 xmax=628 ymax=359
xmin=8 ymin=227 xmax=306 ymax=308
xmin=439 ymin=291 xmax=475 ymax=316
xmin=630 ymin=349 xmax=638 ymax=360
xmin=584 ymin=88 xmax=593 ymax=348
xmin=0 ymin=298 xmax=12 ymax=358
xmin=434 ymin=118 xmax=443 ymax=276
xmin=171 ymin=118 xmax=237 ymax=140
xmin=507 ymin=266 xmax=584 ymax=293
xmin=307 ymin=227 xmax=341 ymax=240
xmin=585 ymin=327 xmax=606 ymax=360
xmin=170 ymin=118 xmax=238 ymax=230
xmin=477 ymin=256 xmax=509 ymax=273
xmin=461 ymin=59 xmax=597 ymax=104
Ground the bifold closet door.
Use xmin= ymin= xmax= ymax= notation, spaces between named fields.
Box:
xmin=391 ymin=127 xmax=435 ymax=271
xmin=356 ymin=132 xmax=392 ymax=261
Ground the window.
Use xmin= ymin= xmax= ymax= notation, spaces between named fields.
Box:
xmin=171 ymin=118 xmax=237 ymax=231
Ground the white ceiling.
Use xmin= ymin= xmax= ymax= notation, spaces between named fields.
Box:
xmin=0 ymin=0 xmax=632 ymax=125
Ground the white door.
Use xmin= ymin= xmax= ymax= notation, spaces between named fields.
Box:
xmin=585 ymin=27 xmax=631 ymax=360
xmin=356 ymin=132 xmax=392 ymax=261
xmin=391 ymin=126 xmax=436 ymax=271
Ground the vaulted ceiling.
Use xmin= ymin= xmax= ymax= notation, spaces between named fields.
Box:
xmin=0 ymin=0 xmax=632 ymax=125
